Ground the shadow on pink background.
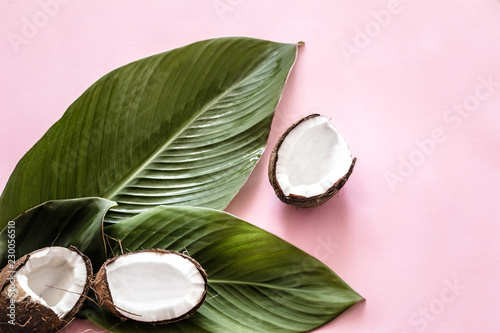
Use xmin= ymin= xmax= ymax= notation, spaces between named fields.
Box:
xmin=1 ymin=1 xmax=500 ymax=332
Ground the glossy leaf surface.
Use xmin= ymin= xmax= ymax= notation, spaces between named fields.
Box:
xmin=0 ymin=38 xmax=299 ymax=226
xmin=84 ymin=206 xmax=363 ymax=333
xmin=0 ymin=197 xmax=116 ymax=269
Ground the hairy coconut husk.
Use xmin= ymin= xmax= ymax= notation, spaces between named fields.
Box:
xmin=95 ymin=249 xmax=207 ymax=324
xmin=269 ymin=114 xmax=356 ymax=208
xmin=0 ymin=246 xmax=92 ymax=333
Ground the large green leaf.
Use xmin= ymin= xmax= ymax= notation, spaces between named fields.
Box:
xmin=0 ymin=197 xmax=116 ymax=269
xmin=83 ymin=206 xmax=363 ymax=333
xmin=0 ymin=37 xmax=300 ymax=227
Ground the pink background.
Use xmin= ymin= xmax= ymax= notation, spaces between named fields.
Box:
xmin=1 ymin=1 xmax=500 ymax=332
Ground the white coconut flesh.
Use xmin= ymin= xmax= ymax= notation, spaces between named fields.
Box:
xmin=14 ymin=247 xmax=88 ymax=318
xmin=105 ymin=252 xmax=206 ymax=322
xmin=275 ymin=115 xmax=353 ymax=197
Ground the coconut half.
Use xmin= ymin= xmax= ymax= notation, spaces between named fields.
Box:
xmin=269 ymin=114 xmax=356 ymax=208
xmin=0 ymin=246 xmax=92 ymax=333
xmin=94 ymin=249 xmax=207 ymax=324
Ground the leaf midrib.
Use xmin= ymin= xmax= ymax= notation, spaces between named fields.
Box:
xmin=103 ymin=53 xmax=276 ymax=201
xmin=208 ymin=279 xmax=299 ymax=292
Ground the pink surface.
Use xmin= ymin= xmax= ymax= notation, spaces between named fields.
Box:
xmin=1 ymin=1 xmax=500 ymax=332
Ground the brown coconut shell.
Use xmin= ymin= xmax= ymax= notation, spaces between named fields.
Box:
xmin=0 ymin=246 xmax=93 ymax=333
xmin=94 ymin=249 xmax=208 ymax=324
xmin=268 ymin=114 xmax=357 ymax=208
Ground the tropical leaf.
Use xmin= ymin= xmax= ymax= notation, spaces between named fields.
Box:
xmin=0 ymin=37 xmax=300 ymax=227
xmin=0 ymin=197 xmax=116 ymax=269
xmin=83 ymin=206 xmax=363 ymax=333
